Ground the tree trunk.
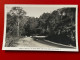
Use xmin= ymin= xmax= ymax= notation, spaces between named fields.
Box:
xmin=17 ymin=17 xmax=19 ymax=37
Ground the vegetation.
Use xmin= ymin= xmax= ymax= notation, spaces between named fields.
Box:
xmin=6 ymin=7 xmax=26 ymax=46
xmin=6 ymin=7 xmax=76 ymax=47
xmin=45 ymin=8 xmax=76 ymax=46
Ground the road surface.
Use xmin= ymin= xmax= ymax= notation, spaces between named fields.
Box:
xmin=12 ymin=37 xmax=75 ymax=48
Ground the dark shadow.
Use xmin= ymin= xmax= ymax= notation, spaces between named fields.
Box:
xmin=45 ymin=34 xmax=76 ymax=47
xmin=33 ymin=37 xmax=75 ymax=48
xmin=4 ymin=50 xmax=79 ymax=53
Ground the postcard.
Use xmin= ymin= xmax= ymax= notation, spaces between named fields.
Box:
xmin=2 ymin=4 xmax=79 ymax=51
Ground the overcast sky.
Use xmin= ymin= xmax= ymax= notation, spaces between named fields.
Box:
xmin=5 ymin=5 xmax=75 ymax=18
xmin=6 ymin=7 xmax=61 ymax=18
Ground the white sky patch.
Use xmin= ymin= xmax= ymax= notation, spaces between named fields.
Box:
xmin=5 ymin=5 xmax=77 ymax=18
xmin=6 ymin=6 xmax=64 ymax=17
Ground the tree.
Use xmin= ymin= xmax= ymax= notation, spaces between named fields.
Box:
xmin=24 ymin=17 xmax=39 ymax=36
xmin=7 ymin=13 xmax=17 ymax=37
xmin=45 ymin=8 xmax=76 ymax=46
xmin=37 ymin=13 xmax=50 ymax=35
xmin=8 ymin=7 xmax=26 ymax=37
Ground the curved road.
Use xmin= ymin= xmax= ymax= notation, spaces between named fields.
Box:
xmin=12 ymin=37 xmax=75 ymax=48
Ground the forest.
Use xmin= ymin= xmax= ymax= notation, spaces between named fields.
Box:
xmin=6 ymin=7 xmax=76 ymax=47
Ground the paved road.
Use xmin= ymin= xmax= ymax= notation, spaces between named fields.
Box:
xmin=13 ymin=37 xmax=75 ymax=48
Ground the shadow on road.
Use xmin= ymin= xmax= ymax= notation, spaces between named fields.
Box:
xmin=33 ymin=38 xmax=75 ymax=48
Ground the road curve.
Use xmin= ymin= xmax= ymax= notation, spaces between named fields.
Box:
xmin=12 ymin=37 xmax=75 ymax=48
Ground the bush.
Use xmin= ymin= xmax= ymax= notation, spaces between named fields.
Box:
xmin=5 ymin=36 xmax=19 ymax=47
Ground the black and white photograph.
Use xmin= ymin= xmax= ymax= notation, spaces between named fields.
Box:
xmin=2 ymin=4 xmax=78 ymax=51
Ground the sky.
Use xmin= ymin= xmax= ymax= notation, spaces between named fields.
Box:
xmin=5 ymin=5 xmax=75 ymax=18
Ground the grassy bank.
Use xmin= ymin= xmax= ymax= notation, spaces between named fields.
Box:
xmin=5 ymin=36 xmax=19 ymax=47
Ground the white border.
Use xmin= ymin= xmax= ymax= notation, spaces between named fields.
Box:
xmin=2 ymin=4 xmax=79 ymax=52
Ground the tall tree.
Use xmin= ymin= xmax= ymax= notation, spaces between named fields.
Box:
xmin=8 ymin=7 xmax=26 ymax=37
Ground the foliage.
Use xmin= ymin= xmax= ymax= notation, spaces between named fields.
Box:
xmin=46 ymin=8 xmax=76 ymax=46
xmin=6 ymin=7 xmax=26 ymax=37
xmin=6 ymin=7 xmax=76 ymax=46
